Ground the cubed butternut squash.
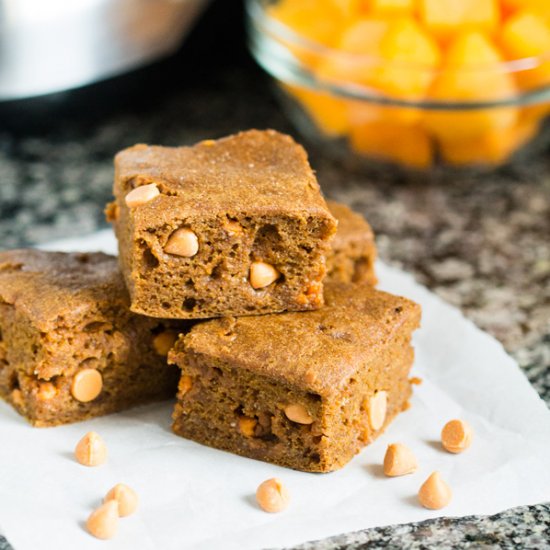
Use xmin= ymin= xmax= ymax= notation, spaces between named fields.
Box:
xmin=350 ymin=121 xmax=433 ymax=168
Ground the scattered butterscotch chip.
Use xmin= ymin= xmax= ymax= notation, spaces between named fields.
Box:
xmin=71 ymin=368 xmax=103 ymax=402
xmin=125 ymin=183 xmax=160 ymax=208
xmin=75 ymin=431 xmax=108 ymax=467
xmin=441 ymin=419 xmax=473 ymax=454
xmin=418 ymin=471 xmax=452 ymax=510
xmin=409 ymin=376 xmax=423 ymax=385
xmin=164 ymin=228 xmax=199 ymax=257
xmin=383 ymin=443 xmax=418 ymax=477
xmin=256 ymin=478 xmax=290 ymax=513
xmin=37 ymin=382 xmax=57 ymax=401
xmin=104 ymin=483 xmax=139 ymax=517
xmin=249 ymin=261 xmax=280 ymax=289
xmin=368 ymin=390 xmax=387 ymax=430
xmin=284 ymin=403 xmax=313 ymax=425
xmin=86 ymin=500 xmax=119 ymax=539
xmin=153 ymin=331 xmax=179 ymax=356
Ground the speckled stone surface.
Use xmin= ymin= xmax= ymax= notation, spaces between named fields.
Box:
xmin=0 ymin=2 xmax=549 ymax=548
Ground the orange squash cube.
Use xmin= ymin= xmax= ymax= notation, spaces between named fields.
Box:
xmin=370 ymin=18 xmax=441 ymax=98
xmin=326 ymin=0 xmax=366 ymax=18
xmin=368 ymin=0 xmax=415 ymax=16
xmin=269 ymin=0 xmax=345 ymax=47
xmin=350 ymin=121 xmax=433 ymax=168
xmin=501 ymin=11 xmax=550 ymax=59
xmin=500 ymin=11 xmax=550 ymax=90
xmin=439 ymin=117 xmax=539 ymax=166
xmin=339 ymin=18 xmax=390 ymax=54
xmin=349 ymin=100 xmax=422 ymax=126
xmin=419 ymin=0 xmax=500 ymax=42
xmin=314 ymin=18 xmax=389 ymax=86
xmin=501 ymin=1 xmax=550 ymax=20
xmin=283 ymin=84 xmax=350 ymax=136
xmin=425 ymin=32 xmax=518 ymax=140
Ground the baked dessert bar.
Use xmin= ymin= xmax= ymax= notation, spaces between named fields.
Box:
xmin=110 ymin=129 xmax=337 ymax=319
xmin=170 ymin=283 xmax=420 ymax=472
xmin=326 ymin=201 xmax=377 ymax=285
xmin=0 ymin=250 xmax=185 ymax=427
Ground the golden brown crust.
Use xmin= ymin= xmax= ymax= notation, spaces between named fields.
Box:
xmin=173 ymin=283 xmax=420 ymax=397
xmin=114 ymin=130 xmax=330 ymax=218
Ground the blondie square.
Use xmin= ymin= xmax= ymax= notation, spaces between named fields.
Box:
xmin=326 ymin=201 xmax=377 ymax=285
xmin=169 ymin=283 xmax=421 ymax=472
xmin=110 ymin=130 xmax=337 ymax=319
xmin=0 ymin=250 xmax=185 ymax=427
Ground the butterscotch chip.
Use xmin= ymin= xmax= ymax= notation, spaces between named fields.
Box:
xmin=249 ymin=261 xmax=280 ymax=289
xmin=164 ymin=228 xmax=199 ymax=257
xmin=125 ymin=183 xmax=160 ymax=208
xmin=238 ymin=416 xmax=257 ymax=437
xmin=368 ymin=390 xmax=387 ymax=430
xmin=441 ymin=419 xmax=473 ymax=453
xmin=104 ymin=483 xmax=139 ymax=517
xmin=71 ymin=368 xmax=103 ymax=402
xmin=383 ymin=443 xmax=418 ymax=477
xmin=75 ymin=431 xmax=108 ymax=467
xmin=153 ymin=331 xmax=179 ymax=356
xmin=418 ymin=471 xmax=452 ymax=510
xmin=256 ymin=478 xmax=290 ymax=513
xmin=86 ymin=500 xmax=119 ymax=539
xmin=284 ymin=404 xmax=313 ymax=425
xmin=37 ymin=382 xmax=57 ymax=401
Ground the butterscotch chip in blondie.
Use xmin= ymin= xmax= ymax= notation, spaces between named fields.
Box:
xmin=0 ymin=250 xmax=187 ymax=427
xmin=110 ymin=130 xmax=337 ymax=319
xmin=170 ymin=283 xmax=420 ymax=472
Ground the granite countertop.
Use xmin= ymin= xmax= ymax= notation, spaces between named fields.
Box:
xmin=0 ymin=1 xmax=549 ymax=548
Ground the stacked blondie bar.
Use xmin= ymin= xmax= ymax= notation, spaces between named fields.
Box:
xmin=0 ymin=130 xmax=420 ymax=472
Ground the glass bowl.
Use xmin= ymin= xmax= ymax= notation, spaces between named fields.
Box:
xmin=246 ymin=0 xmax=550 ymax=176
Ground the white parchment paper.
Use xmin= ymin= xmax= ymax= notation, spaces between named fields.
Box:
xmin=0 ymin=230 xmax=549 ymax=550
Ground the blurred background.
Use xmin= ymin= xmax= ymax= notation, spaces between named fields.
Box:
xmin=0 ymin=1 xmax=549 ymax=546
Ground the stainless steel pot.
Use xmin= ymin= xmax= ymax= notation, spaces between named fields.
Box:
xmin=0 ymin=0 xmax=209 ymax=100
